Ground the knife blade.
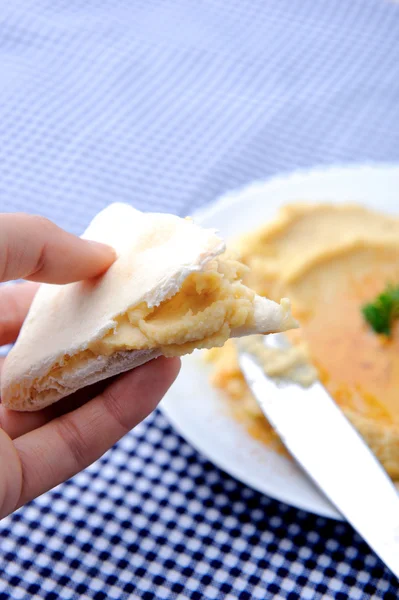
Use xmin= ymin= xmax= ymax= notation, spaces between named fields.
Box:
xmin=237 ymin=334 xmax=399 ymax=579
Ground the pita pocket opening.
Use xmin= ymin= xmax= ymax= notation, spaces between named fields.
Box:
xmin=1 ymin=203 xmax=297 ymax=411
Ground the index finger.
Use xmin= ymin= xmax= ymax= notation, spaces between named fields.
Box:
xmin=0 ymin=213 xmax=116 ymax=284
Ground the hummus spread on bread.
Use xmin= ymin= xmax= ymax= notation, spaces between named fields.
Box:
xmin=207 ymin=203 xmax=399 ymax=478
xmin=5 ymin=250 xmax=294 ymax=411
xmin=90 ymin=256 xmax=262 ymax=356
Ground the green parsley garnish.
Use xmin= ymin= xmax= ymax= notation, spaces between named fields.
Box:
xmin=362 ymin=284 xmax=399 ymax=336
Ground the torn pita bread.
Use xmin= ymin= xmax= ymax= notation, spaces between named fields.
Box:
xmin=1 ymin=203 xmax=296 ymax=411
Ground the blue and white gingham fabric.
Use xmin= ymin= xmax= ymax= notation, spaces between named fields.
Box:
xmin=1 ymin=1 xmax=399 ymax=598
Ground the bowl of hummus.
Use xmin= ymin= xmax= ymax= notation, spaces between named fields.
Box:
xmin=161 ymin=163 xmax=399 ymax=518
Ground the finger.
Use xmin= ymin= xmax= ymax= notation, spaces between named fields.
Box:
xmin=0 ymin=407 xmax=51 ymax=441
xmin=13 ymin=357 xmax=180 ymax=510
xmin=0 ymin=428 xmax=22 ymax=518
xmin=0 ymin=213 xmax=116 ymax=284
xmin=0 ymin=377 xmax=110 ymax=440
xmin=0 ymin=282 xmax=39 ymax=345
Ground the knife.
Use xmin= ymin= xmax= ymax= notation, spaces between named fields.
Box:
xmin=237 ymin=333 xmax=399 ymax=579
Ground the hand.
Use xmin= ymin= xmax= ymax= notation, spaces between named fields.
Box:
xmin=0 ymin=213 xmax=180 ymax=519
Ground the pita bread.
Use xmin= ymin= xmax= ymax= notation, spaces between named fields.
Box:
xmin=1 ymin=203 xmax=296 ymax=411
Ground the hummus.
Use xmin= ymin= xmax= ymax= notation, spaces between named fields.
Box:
xmin=90 ymin=255 xmax=257 ymax=357
xmin=237 ymin=335 xmax=318 ymax=387
xmin=207 ymin=203 xmax=399 ymax=478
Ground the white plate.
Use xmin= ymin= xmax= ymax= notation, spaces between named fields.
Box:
xmin=160 ymin=163 xmax=399 ymax=520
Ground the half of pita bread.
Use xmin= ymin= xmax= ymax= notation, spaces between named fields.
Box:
xmin=1 ymin=203 xmax=296 ymax=411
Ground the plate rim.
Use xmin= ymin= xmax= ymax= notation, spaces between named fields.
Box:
xmin=193 ymin=161 xmax=399 ymax=223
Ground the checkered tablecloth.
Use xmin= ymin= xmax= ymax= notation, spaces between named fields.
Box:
xmin=1 ymin=1 xmax=399 ymax=598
